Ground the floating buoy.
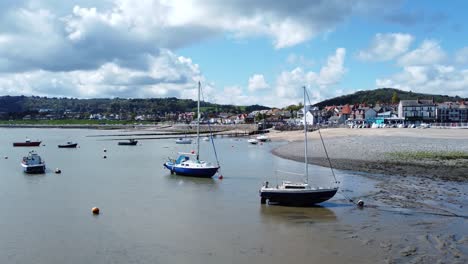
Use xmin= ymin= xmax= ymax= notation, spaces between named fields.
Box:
xmin=103 ymin=155 xmax=107 ymax=159
xmin=92 ymin=207 xmax=100 ymax=215
xmin=218 ymin=175 xmax=223 ymax=180
xmin=103 ymin=149 xmax=107 ymax=152
xmin=191 ymin=150 xmax=195 ymax=154
xmin=4 ymin=156 xmax=7 ymax=159
xmin=55 ymin=168 xmax=61 ymax=174
xmin=357 ymin=200 xmax=364 ymax=207
xmin=42 ymin=144 xmax=46 ymax=146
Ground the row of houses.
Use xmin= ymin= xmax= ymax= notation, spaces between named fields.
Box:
xmin=297 ymin=99 xmax=467 ymax=126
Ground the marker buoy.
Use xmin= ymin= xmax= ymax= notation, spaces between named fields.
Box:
xmin=92 ymin=207 xmax=100 ymax=215
xmin=191 ymin=150 xmax=195 ymax=154
xmin=4 ymin=156 xmax=7 ymax=159
xmin=357 ymin=200 xmax=364 ymax=207
xmin=218 ymin=175 xmax=223 ymax=180
xmin=55 ymin=168 xmax=61 ymax=174
xmin=103 ymin=155 xmax=107 ymax=159
xmin=103 ymin=149 xmax=107 ymax=152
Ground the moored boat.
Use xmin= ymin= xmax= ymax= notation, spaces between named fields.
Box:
xmin=58 ymin=142 xmax=78 ymax=148
xmin=164 ymin=82 xmax=220 ymax=178
xmin=260 ymin=87 xmax=338 ymax=206
xmin=256 ymin=135 xmax=269 ymax=142
xmin=248 ymin=138 xmax=259 ymax=144
xmin=21 ymin=151 xmax=46 ymax=174
xmin=118 ymin=139 xmax=138 ymax=145
xmin=175 ymin=137 xmax=192 ymax=144
xmin=13 ymin=139 xmax=41 ymax=147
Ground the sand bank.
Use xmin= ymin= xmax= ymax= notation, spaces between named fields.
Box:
xmin=270 ymin=128 xmax=468 ymax=181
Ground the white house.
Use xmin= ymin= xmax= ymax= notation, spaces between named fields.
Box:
xmin=398 ymin=99 xmax=436 ymax=121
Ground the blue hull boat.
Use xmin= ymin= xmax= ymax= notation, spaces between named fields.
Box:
xmin=164 ymin=162 xmax=219 ymax=178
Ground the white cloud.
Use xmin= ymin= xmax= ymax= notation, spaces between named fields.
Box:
xmin=274 ymin=48 xmax=347 ymax=106
xmin=248 ymin=74 xmax=269 ymax=92
xmin=397 ymin=40 xmax=446 ymax=66
xmin=455 ymin=47 xmax=468 ymax=65
xmin=357 ymin=33 xmax=414 ymax=61
xmin=376 ymin=65 xmax=468 ymax=96
xmin=0 ymin=50 xmax=203 ymax=98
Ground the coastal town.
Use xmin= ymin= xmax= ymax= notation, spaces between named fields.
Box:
xmin=6 ymin=98 xmax=467 ymax=129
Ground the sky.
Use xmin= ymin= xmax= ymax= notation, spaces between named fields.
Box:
xmin=0 ymin=0 xmax=467 ymax=107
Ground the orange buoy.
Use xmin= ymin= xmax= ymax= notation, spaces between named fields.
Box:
xmin=92 ymin=207 xmax=100 ymax=215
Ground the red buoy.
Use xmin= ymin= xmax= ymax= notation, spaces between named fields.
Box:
xmin=218 ymin=175 xmax=223 ymax=180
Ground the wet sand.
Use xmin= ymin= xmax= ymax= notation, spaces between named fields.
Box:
xmin=269 ymin=128 xmax=468 ymax=262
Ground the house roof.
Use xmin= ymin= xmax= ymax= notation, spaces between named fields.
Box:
xmin=341 ymin=104 xmax=352 ymax=115
xmin=400 ymin=99 xmax=435 ymax=106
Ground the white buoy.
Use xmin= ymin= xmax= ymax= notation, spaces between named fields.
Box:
xmin=55 ymin=168 xmax=61 ymax=174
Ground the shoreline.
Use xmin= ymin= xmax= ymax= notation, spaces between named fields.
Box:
xmin=270 ymin=128 xmax=468 ymax=182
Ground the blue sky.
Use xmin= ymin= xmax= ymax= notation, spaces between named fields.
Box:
xmin=0 ymin=0 xmax=467 ymax=107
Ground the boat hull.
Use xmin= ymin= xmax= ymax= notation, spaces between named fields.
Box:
xmin=22 ymin=164 xmax=46 ymax=174
xmin=164 ymin=163 xmax=218 ymax=178
xmin=118 ymin=141 xmax=138 ymax=145
xmin=13 ymin=142 xmax=41 ymax=147
xmin=260 ymin=188 xmax=338 ymax=206
xmin=58 ymin=143 xmax=78 ymax=148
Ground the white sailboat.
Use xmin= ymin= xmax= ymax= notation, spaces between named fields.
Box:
xmin=259 ymin=87 xmax=338 ymax=205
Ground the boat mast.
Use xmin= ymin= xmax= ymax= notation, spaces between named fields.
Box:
xmin=303 ymin=86 xmax=308 ymax=184
xmin=196 ymin=81 xmax=201 ymax=161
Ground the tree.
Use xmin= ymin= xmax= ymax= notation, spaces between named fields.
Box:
xmin=391 ymin=91 xmax=399 ymax=104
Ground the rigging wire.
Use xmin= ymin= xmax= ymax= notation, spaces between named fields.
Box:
xmin=304 ymin=88 xmax=339 ymax=184
xmin=200 ymin=84 xmax=221 ymax=169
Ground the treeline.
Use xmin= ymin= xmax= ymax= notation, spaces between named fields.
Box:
xmin=0 ymin=95 xmax=269 ymax=117
xmin=313 ymin=88 xmax=466 ymax=107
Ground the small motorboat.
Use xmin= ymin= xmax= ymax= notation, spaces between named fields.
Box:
xmin=118 ymin=139 xmax=138 ymax=145
xmin=58 ymin=142 xmax=78 ymax=148
xmin=13 ymin=138 xmax=41 ymax=147
xmin=248 ymin=138 xmax=259 ymax=145
xmin=256 ymin=135 xmax=269 ymax=142
xmin=21 ymin=151 xmax=46 ymax=174
xmin=175 ymin=137 xmax=192 ymax=144
xmin=202 ymin=136 xmax=210 ymax=141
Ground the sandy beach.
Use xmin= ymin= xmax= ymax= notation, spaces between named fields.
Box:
xmin=270 ymin=128 xmax=468 ymax=181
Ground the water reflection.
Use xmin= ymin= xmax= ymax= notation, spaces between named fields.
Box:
xmin=163 ymin=173 xmax=217 ymax=187
xmin=260 ymin=204 xmax=338 ymax=224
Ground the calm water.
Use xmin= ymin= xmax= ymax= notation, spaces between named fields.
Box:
xmin=0 ymin=128 xmax=397 ymax=263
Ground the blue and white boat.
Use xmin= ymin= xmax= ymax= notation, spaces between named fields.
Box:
xmin=21 ymin=151 xmax=46 ymax=174
xmin=164 ymin=82 xmax=220 ymax=178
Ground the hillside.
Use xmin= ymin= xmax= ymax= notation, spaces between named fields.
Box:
xmin=0 ymin=95 xmax=269 ymax=116
xmin=314 ymin=88 xmax=466 ymax=107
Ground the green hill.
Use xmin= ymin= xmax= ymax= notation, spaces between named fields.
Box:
xmin=314 ymin=88 xmax=466 ymax=107
xmin=0 ymin=95 xmax=269 ymax=117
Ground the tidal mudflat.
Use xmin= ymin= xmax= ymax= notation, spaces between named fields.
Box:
xmin=0 ymin=128 xmax=466 ymax=263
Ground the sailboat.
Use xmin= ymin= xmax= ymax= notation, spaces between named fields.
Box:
xmin=163 ymin=82 xmax=220 ymax=178
xmin=259 ymin=87 xmax=338 ymax=206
